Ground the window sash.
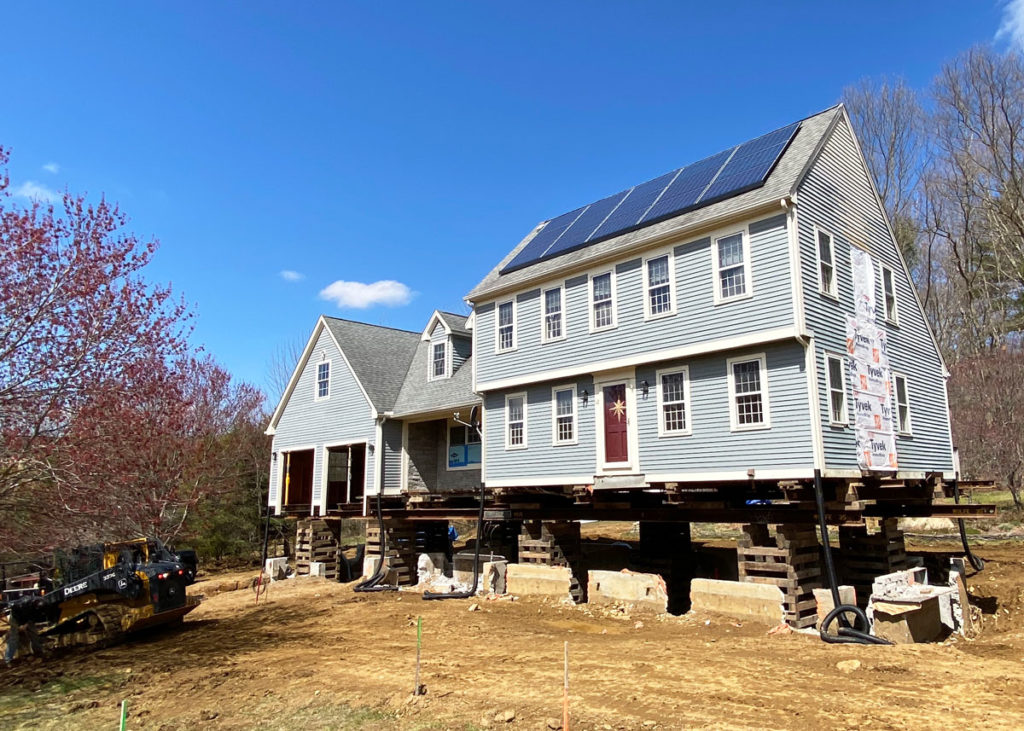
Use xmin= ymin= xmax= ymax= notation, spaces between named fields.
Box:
xmin=553 ymin=387 xmax=575 ymax=444
xmin=731 ymin=359 xmax=765 ymax=427
xmin=883 ymin=268 xmax=897 ymax=321
xmin=544 ymin=288 xmax=563 ymax=341
xmin=659 ymin=370 xmax=689 ymax=434
xmin=316 ymin=362 xmax=330 ymax=399
xmin=507 ymin=395 xmax=525 ymax=447
xmin=592 ymin=273 xmax=614 ymax=329
xmin=498 ymin=301 xmax=515 ymax=351
xmin=432 ymin=342 xmax=447 ymax=378
xmin=895 ymin=375 xmax=911 ymax=432
xmin=827 ymin=355 xmax=847 ymax=423
xmin=645 ymin=255 xmax=673 ymax=316
xmin=818 ymin=230 xmax=836 ymax=295
xmin=716 ymin=233 xmax=747 ymax=300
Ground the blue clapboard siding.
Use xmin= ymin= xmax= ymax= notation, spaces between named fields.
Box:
xmin=798 ymin=119 xmax=953 ymax=473
xmin=272 ymin=326 xmax=379 ymax=509
xmin=474 ymin=214 xmax=793 ymax=385
xmin=452 ymin=335 xmax=471 ymax=373
xmin=483 ymin=376 xmax=596 ymax=483
xmin=636 ymin=343 xmax=815 ymax=474
xmin=382 ymin=419 xmax=404 ymax=495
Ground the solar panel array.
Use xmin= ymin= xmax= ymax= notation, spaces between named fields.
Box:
xmin=500 ymin=121 xmax=800 ymax=275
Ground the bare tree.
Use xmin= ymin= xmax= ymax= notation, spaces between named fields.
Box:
xmin=265 ymin=335 xmax=306 ymax=406
xmin=842 ymin=76 xmax=927 ymax=272
xmin=924 ymin=46 xmax=1024 ymax=359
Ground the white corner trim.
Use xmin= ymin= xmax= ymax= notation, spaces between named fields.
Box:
xmin=803 ymin=338 xmax=825 ymax=471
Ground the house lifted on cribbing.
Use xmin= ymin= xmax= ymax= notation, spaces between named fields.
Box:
xmin=266 ymin=105 xmax=989 ymax=627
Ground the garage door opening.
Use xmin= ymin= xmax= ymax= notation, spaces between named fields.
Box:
xmin=326 ymin=444 xmax=366 ymax=509
xmin=282 ymin=449 xmax=314 ymax=512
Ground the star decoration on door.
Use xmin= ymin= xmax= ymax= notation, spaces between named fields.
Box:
xmin=609 ymin=398 xmax=627 ymax=421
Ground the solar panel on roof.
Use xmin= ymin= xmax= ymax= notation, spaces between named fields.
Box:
xmin=640 ymin=148 xmax=734 ymax=225
xmin=587 ymin=169 xmax=678 ymax=242
xmin=499 ymin=120 xmax=800 ymax=275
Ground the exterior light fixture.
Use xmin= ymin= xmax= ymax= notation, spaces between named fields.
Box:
xmin=641 ymin=380 xmax=649 ymax=399
xmin=581 ymin=389 xmax=589 ymax=406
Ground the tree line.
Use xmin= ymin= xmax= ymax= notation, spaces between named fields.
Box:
xmin=843 ymin=45 xmax=1024 ymax=506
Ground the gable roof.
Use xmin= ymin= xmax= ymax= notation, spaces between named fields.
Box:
xmin=421 ymin=310 xmax=472 ymax=340
xmin=321 ymin=317 xmax=420 ymax=410
xmin=466 ymin=106 xmax=842 ymax=302
xmin=267 ymin=316 xmax=420 ymax=434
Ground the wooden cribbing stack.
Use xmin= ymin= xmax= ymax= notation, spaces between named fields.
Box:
xmin=839 ymin=518 xmax=907 ymax=608
xmin=518 ymin=521 xmax=586 ymax=602
xmin=737 ymin=524 xmax=821 ymax=629
xmin=295 ymin=519 xmax=340 ymax=579
xmin=365 ymin=520 xmax=418 ymax=586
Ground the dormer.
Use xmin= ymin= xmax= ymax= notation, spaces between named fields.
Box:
xmin=422 ymin=310 xmax=472 ymax=381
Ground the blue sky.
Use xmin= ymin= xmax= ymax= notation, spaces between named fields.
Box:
xmin=2 ymin=2 xmax=1022 ymax=400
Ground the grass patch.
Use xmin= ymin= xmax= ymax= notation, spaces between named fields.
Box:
xmin=0 ymin=672 xmax=119 ymax=728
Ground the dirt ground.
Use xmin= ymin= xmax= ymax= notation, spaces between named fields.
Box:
xmin=3 ymin=534 xmax=1024 ymax=730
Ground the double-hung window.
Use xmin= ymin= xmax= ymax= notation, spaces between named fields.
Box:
xmin=497 ymin=301 xmax=516 ymax=352
xmin=817 ymin=229 xmax=837 ymax=298
xmin=826 ymin=354 xmax=848 ymax=425
xmin=506 ymin=393 xmax=526 ymax=449
xmin=316 ymin=361 xmax=331 ymax=400
xmin=715 ymin=232 xmax=750 ymax=302
xmin=727 ymin=354 xmax=770 ymax=430
xmin=590 ymin=272 xmax=616 ymax=331
xmin=645 ymin=254 xmax=674 ymax=318
xmin=657 ymin=368 xmax=691 ymax=436
xmin=543 ymin=287 xmax=564 ymax=342
xmin=552 ymin=386 xmax=577 ymax=445
xmin=882 ymin=266 xmax=898 ymax=323
xmin=430 ymin=342 xmax=447 ymax=380
xmin=893 ymin=374 xmax=911 ymax=434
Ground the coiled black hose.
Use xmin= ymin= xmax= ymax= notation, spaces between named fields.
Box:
xmin=423 ymin=469 xmax=487 ymax=601
xmin=813 ymin=469 xmax=891 ymax=645
xmin=354 ymin=493 xmax=398 ymax=593
xmin=951 ymin=478 xmax=985 ymax=572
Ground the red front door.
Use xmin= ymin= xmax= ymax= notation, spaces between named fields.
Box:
xmin=603 ymin=384 xmax=629 ymax=464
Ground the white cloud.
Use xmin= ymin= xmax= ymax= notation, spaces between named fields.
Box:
xmin=13 ymin=181 xmax=59 ymax=203
xmin=42 ymin=162 xmax=60 ymax=174
xmin=318 ymin=279 xmax=414 ymax=309
xmin=998 ymin=0 xmax=1024 ymax=50
xmin=279 ymin=270 xmax=305 ymax=282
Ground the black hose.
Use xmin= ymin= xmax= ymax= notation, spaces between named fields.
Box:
xmin=951 ymin=478 xmax=985 ymax=572
xmin=423 ymin=471 xmax=487 ymax=601
xmin=354 ymin=493 xmax=398 ymax=592
xmin=813 ymin=469 xmax=891 ymax=645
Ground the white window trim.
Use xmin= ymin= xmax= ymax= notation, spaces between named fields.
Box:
xmin=726 ymin=353 xmax=771 ymax=432
xmin=882 ymin=266 xmax=899 ymax=325
xmin=314 ymin=359 xmax=331 ymax=402
xmin=550 ymin=384 xmax=578 ymax=446
xmin=446 ymin=420 xmax=481 ymax=472
xmin=712 ymin=230 xmax=753 ymax=305
xmin=427 ymin=340 xmax=449 ymax=381
xmin=505 ymin=392 xmax=528 ymax=450
xmin=893 ymin=372 xmax=912 ymax=435
xmin=495 ymin=300 xmax=517 ymax=353
xmin=815 ymin=226 xmax=838 ymax=300
xmin=541 ymin=285 xmax=567 ymax=344
xmin=825 ymin=353 xmax=848 ymax=426
xmin=656 ymin=366 xmax=692 ymax=437
xmin=588 ymin=270 xmax=618 ymax=333
xmin=643 ymin=251 xmax=677 ymax=320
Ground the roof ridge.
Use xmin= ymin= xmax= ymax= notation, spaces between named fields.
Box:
xmin=322 ymin=315 xmax=419 ymax=335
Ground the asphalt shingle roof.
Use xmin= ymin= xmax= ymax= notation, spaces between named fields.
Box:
xmin=392 ymin=338 xmax=477 ymax=418
xmin=322 ymin=317 xmax=420 ymax=412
